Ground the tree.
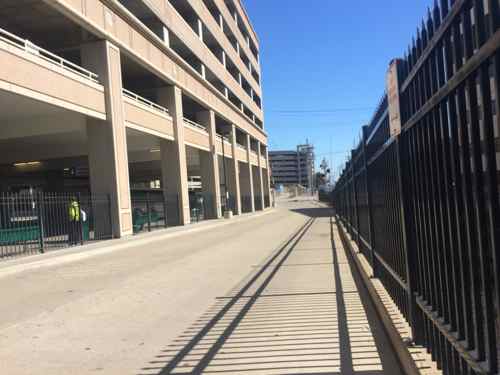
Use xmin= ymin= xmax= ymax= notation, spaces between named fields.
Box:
xmin=319 ymin=158 xmax=330 ymax=181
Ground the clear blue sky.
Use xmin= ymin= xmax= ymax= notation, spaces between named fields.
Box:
xmin=244 ymin=0 xmax=433 ymax=178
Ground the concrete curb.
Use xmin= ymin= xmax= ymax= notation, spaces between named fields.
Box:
xmin=0 ymin=209 xmax=275 ymax=279
xmin=335 ymin=216 xmax=421 ymax=375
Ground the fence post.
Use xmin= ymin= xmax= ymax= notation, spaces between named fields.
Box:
xmin=396 ymin=135 xmax=424 ymax=344
xmin=351 ymin=150 xmax=361 ymax=247
xmin=163 ymin=194 xmax=168 ymax=229
xmin=77 ymin=193 xmax=84 ymax=246
xmin=362 ymin=126 xmax=377 ymax=275
xmin=146 ymin=192 xmax=151 ymax=232
xmin=107 ymin=194 xmax=113 ymax=238
xmin=37 ymin=192 xmax=45 ymax=253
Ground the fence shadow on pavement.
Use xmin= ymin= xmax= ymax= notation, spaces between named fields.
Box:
xmin=137 ymin=208 xmax=402 ymax=375
xmin=290 ymin=203 xmax=333 ymax=219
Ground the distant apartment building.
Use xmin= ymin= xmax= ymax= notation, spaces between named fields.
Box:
xmin=0 ymin=0 xmax=271 ymax=241
xmin=269 ymin=144 xmax=315 ymax=188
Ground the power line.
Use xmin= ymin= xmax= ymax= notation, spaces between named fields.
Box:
xmin=268 ymin=123 xmax=365 ymax=128
xmin=268 ymin=107 xmax=374 ymax=113
xmin=315 ymin=151 xmax=351 ymax=156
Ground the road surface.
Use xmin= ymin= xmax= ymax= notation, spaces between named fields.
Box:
xmin=0 ymin=198 xmax=403 ymax=374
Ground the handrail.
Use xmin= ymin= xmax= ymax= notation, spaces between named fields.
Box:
xmin=216 ymin=134 xmax=231 ymax=143
xmin=0 ymin=26 xmax=99 ymax=83
xmin=123 ymin=89 xmax=169 ymax=115
xmin=183 ymin=118 xmax=208 ymax=132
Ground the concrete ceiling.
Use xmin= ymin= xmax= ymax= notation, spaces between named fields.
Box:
xmin=0 ymin=0 xmax=86 ymax=49
xmin=0 ymin=91 xmax=183 ymax=168
xmin=0 ymin=90 xmax=68 ymax=122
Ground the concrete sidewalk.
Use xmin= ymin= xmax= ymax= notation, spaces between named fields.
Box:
xmin=0 ymin=208 xmax=273 ymax=279
xmin=145 ymin=207 xmax=403 ymax=374
xmin=0 ymin=201 xmax=404 ymax=374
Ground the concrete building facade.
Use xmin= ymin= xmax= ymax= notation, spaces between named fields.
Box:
xmin=0 ymin=0 xmax=271 ymax=238
xmin=269 ymin=144 xmax=315 ymax=188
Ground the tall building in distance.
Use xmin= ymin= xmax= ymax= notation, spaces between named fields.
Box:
xmin=0 ymin=0 xmax=270 ymax=238
xmin=269 ymin=143 xmax=315 ymax=189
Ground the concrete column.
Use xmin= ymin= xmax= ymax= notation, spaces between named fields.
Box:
xmin=218 ymin=13 xmax=224 ymax=30
xmin=200 ymin=63 xmax=206 ymax=79
xmin=256 ymin=141 xmax=265 ymax=210
xmin=197 ymin=19 xmax=203 ymax=41
xmin=236 ymin=42 xmax=240 ymax=55
xmin=221 ymin=50 xmax=226 ymax=68
xmin=196 ymin=110 xmax=221 ymax=218
xmin=238 ymin=72 xmax=242 ymax=86
xmin=148 ymin=21 xmax=169 ymax=46
xmin=82 ymin=41 xmax=132 ymax=238
xmin=163 ymin=26 xmax=170 ymax=46
xmin=224 ymin=87 xmax=229 ymax=99
xmin=158 ymin=86 xmax=190 ymax=225
xmin=245 ymin=135 xmax=255 ymax=212
xmin=230 ymin=125 xmax=242 ymax=215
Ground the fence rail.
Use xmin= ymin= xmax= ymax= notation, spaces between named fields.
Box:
xmin=0 ymin=26 xmax=99 ymax=83
xmin=123 ymin=89 xmax=170 ymax=115
xmin=216 ymin=134 xmax=231 ymax=143
xmin=183 ymin=117 xmax=207 ymax=132
xmin=333 ymin=1 xmax=500 ymax=374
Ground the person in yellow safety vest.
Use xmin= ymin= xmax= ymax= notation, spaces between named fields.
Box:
xmin=68 ymin=197 xmax=81 ymax=245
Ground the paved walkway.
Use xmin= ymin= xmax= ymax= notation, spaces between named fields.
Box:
xmin=0 ymin=201 xmax=404 ymax=374
xmin=142 ymin=207 xmax=403 ymax=374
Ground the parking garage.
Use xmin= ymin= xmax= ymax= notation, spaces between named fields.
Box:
xmin=0 ymin=0 xmax=271 ymax=259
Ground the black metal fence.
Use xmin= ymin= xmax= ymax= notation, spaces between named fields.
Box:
xmin=0 ymin=192 xmax=112 ymax=259
xmin=189 ymin=192 xmax=215 ymax=223
xmin=254 ymin=195 xmax=263 ymax=211
xmin=221 ymin=194 xmax=236 ymax=214
xmin=241 ymin=196 xmax=253 ymax=213
xmin=264 ymin=195 xmax=270 ymax=208
xmin=333 ymin=1 xmax=500 ymax=373
xmin=131 ymin=191 xmax=180 ymax=233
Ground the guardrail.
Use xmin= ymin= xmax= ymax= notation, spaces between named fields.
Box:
xmin=0 ymin=26 xmax=99 ymax=83
xmin=183 ymin=118 xmax=208 ymax=132
xmin=123 ymin=89 xmax=170 ymax=115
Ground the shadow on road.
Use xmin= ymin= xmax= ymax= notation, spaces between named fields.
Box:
xmin=291 ymin=207 xmax=333 ymax=218
xmin=137 ymin=207 xmax=402 ymax=375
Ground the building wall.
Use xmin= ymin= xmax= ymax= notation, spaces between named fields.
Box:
xmin=269 ymin=148 xmax=315 ymax=188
